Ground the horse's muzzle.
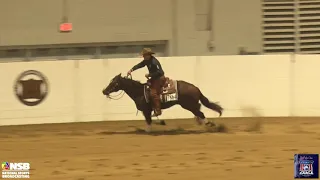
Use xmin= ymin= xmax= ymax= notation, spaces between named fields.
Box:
xmin=102 ymin=89 xmax=109 ymax=96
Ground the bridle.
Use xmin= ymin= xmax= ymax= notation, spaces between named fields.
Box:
xmin=105 ymin=74 xmax=147 ymax=117
xmin=106 ymin=74 xmax=132 ymax=100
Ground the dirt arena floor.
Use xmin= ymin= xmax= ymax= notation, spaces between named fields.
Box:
xmin=1 ymin=117 xmax=320 ymax=180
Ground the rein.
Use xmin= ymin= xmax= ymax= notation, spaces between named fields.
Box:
xmin=106 ymin=74 xmax=140 ymax=116
xmin=106 ymin=74 xmax=157 ymax=118
xmin=106 ymin=74 xmax=132 ymax=100
xmin=106 ymin=91 xmax=125 ymax=100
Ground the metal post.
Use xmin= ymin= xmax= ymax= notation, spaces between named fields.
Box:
xmin=171 ymin=0 xmax=178 ymax=56
xmin=62 ymin=0 xmax=69 ymax=22
xmin=94 ymin=47 xmax=101 ymax=59
xmin=289 ymin=54 xmax=296 ymax=116
xmin=293 ymin=0 xmax=300 ymax=53
xmin=208 ymin=0 xmax=214 ymax=52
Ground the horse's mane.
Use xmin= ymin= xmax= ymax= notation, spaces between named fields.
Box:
xmin=121 ymin=77 xmax=144 ymax=87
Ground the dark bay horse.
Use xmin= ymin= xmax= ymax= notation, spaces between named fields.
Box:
xmin=102 ymin=73 xmax=223 ymax=131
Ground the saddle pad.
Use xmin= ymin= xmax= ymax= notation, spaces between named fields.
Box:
xmin=144 ymin=80 xmax=179 ymax=103
xmin=144 ymin=85 xmax=179 ymax=103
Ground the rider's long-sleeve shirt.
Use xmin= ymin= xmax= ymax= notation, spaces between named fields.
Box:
xmin=131 ymin=56 xmax=164 ymax=79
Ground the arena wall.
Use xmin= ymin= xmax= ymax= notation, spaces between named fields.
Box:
xmin=0 ymin=54 xmax=319 ymax=126
xmin=0 ymin=0 xmax=261 ymax=56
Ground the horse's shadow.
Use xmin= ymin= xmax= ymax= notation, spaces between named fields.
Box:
xmin=97 ymin=125 xmax=228 ymax=136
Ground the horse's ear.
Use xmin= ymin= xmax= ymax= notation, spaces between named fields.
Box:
xmin=118 ymin=73 xmax=122 ymax=77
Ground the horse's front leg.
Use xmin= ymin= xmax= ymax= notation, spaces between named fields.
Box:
xmin=142 ymin=110 xmax=152 ymax=133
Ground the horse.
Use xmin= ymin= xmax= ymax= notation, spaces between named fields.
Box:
xmin=102 ymin=73 xmax=223 ymax=132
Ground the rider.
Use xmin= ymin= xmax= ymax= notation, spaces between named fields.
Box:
xmin=127 ymin=48 xmax=166 ymax=117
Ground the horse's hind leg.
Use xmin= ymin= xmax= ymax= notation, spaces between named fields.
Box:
xmin=195 ymin=110 xmax=215 ymax=127
xmin=181 ymin=103 xmax=205 ymax=125
xmin=193 ymin=104 xmax=205 ymax=125
xmin=194 ymin=109 xmax=215 ymax=126
xmin=181 ymin=103 xmax=215 ymax=126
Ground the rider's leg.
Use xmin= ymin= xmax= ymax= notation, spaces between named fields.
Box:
xmin=159 ymin=76 xmax=167 ymax=87
xmin=150 ymin=79 xmax=162 ymax=116
xmin=150 ymin=89 xmax=161 ymax=116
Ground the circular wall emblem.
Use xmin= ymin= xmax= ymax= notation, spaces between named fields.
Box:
xmin=14 ymin=70 xmax=49 ymax=106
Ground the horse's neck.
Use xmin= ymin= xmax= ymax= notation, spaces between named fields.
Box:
xmin=122 ymin=79 xmax=144 ymax=100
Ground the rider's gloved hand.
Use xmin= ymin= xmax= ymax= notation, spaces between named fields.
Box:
xmin=127 ymin=69 xmax=132 ymax=76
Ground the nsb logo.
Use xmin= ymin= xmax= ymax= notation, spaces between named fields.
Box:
xmin=1 ymin=162 xmax=9 ymax=170
xmin=1 ymin=162 xmax=30 ymax=171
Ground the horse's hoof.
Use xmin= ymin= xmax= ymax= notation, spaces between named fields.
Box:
xmin=146 ymin=125 xmax=152 ymax=133
xmin=194 ymin=116 xmax=203 ymax=125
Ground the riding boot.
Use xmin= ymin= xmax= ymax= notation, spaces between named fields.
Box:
xmin=151 ymin=94 xmax=162 ymax=117
xmin=150 ymin=77 xmax=163 ymax=117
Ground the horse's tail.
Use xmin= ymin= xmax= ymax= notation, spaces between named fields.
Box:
xmin=199 ymin=92 xmax=223 ymax=117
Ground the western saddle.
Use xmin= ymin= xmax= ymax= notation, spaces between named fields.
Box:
xmin=144 ymin=77 xmax=178 ymax=103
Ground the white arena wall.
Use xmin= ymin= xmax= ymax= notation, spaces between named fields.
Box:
xmin=0 ymin=54 xmax=319 ymax=126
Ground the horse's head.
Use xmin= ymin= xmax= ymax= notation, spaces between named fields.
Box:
xmin=102 ymin=73 xmax=123 ymax=96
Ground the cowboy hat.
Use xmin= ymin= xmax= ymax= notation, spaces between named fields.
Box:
xmin=140 ymin=48 xmax=155 ymax=55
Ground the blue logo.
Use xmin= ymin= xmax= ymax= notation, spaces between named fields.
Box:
xmin=294 ymin=154 xmax=319 ymax=179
